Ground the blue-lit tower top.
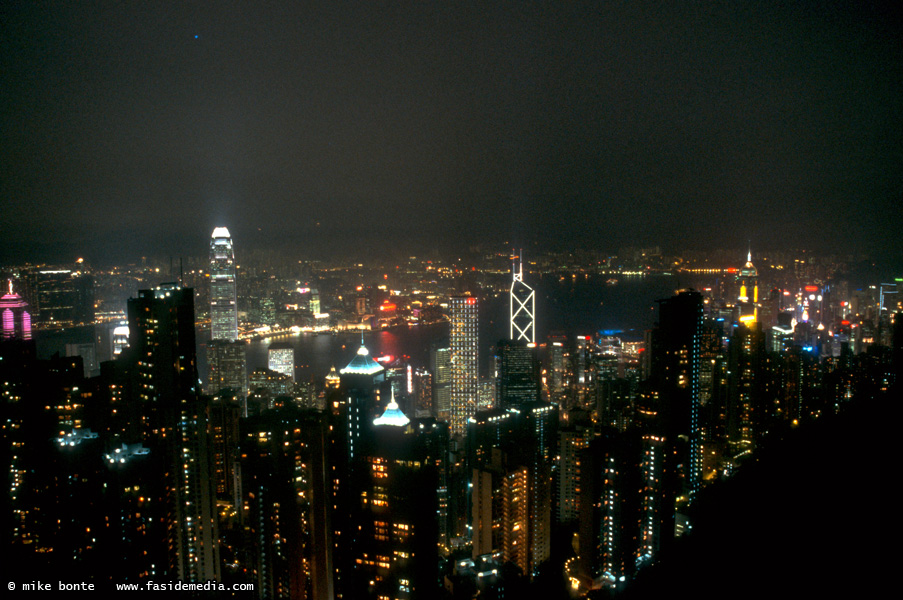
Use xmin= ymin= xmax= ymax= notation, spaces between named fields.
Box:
xmin=373 ymin=388 xmax=411 ymax=427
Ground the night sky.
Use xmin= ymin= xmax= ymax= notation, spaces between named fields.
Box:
xmin=2 ymin=1 xmax=901 ymax=265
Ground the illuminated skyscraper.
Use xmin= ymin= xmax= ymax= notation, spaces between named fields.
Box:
xmin=1 ymin=280 xmax=32 ymax=340
xmin=430 ymin=346 xmax=451 ymax=421
xmin=737 ymin=250 xmax=759 ymax=324
xmin=510 ymin=252 xmax=535 ymax=343
xmin=207 ymin=227 xmax=246 ymax=399
xmin=210 ymin=227 xmax=238 ymax=341
xmin=268 ymin=343 xmax=295 ymax=382
xmin=449 ymin=296 xmax=478 ymax=437
xmin=207 ymin=339 xmax=248 ymax=396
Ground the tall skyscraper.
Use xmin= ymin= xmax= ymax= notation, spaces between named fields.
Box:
xmin=727 ymin=321 xmax=767 ymax=451
xmin=241 ymin=407 xmax=334 ymax=600
xmin=737 ymin=250 xmax=759 ymax=324
xmin=208 ymin=227 xmax=247 ymax=399
xmin=336 ymin=401 xmax=445 ymax=599
xmin=468 ymin=401 xmax=556 ymax=578
xmin=210 ymin=227 xmax=238 ymax=341
xmin=127 ymin=284 xmax=220 ymax=582
xmin=495 ymin=339 xmax=540 ymax=410
xmin=510 ymin=252 xmax=535 ymax=344
xmin=430 ymin=345 xmax=451 ymax=421
xmin=649 ymin=289 xmax=703 ymax=501
xmin=449 ymin=296 xmax=478 ymax=437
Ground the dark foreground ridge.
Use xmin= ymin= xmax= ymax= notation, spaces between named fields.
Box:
xmin=623 ymin=397 xmax=896 ymax=599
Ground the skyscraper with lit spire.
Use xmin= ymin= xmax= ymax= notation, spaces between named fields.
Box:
xmin=737 ymin=248 xmax=759 ymax=324
xmin=207 ymin=227 xmax=246 ymax=398
xmin=209 ymin=227 xmax=238 ymax=341
xmin=1 ymin=280 xmax=32 ymax=340
xmin=510 ymin=251 xmax=535 ymax=344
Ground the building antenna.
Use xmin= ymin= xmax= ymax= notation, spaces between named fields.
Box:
xmin=180 ymin=257 xmax=184 ymax=287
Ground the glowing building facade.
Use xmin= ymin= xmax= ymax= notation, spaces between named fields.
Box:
xmin=449 ymin=296 xmax=478 ymax=437
xmin=737 ymin=251 xmax=759 ymax=324
xmin=207 ymin=227 xmax=247 ymax=398
xmin=1 ymin=280 xmax=32 ymax=340
xmin=510 ymin=252 xmax=535 ymax=343
xmin=268 ymin=343 xmax=295 ymax=382
xmin=209 ymin=227 xmax=238 ymax=341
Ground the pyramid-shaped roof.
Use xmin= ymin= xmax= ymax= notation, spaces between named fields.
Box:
xmin=373 ymin=389 xmax=410 ymax=427
xmin=340 ymin=343 xmax=384 ymax=376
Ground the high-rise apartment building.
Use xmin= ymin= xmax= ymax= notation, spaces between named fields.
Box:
xmin=430 ymin=346 xmax=451 ymax=421
xmin=649 ymin=289 xmax=703 ymax=501
xmin=727 ymin=322 xmax=768 ymax=451
xmin=207 ymin=339 xmax=248 ymax=396
xmin=127 ymin=284 xmax=220 ymax=582
xmin=468 ymin=401 xmax=556 ymax=578
xmin=241 ymin=407 xmax=334 ymax=600
xmin=449 ymin=296 xmax=478 ymax=437
xmin=210 ymin=227 xmax=238 ymax=341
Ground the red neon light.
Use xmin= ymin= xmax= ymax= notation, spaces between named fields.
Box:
xmin=804 ymin=285 xmax=818 ymax=293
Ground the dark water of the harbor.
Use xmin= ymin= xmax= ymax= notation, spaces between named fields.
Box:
xmin=35 ymin=273 xmax=712 ymax=382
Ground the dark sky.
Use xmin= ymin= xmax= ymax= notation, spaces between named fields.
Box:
xmin=2 ymin=1 xmax=901 ymax=265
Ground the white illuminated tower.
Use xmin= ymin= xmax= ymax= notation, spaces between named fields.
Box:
xmin=268 ymin=343 xmax=295 ymax=382
xmin=209 ymin=227 xmax=238 ymax=341
xmin=510 ymin=251 xmax=535 ymax=344
xmin=449 ymin=295 xmax=478 ymax=437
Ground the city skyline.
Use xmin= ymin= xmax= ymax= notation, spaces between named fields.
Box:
xmin=2 ymin=2 xmax=901 ymax=268
xmin=2 ymin=3 xmax=900 ymax=595
xmin=2 ymin=221 xmax=898 ymax=597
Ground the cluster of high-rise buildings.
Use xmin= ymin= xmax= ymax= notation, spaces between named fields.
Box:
xmin=1 ymin=234 xmax=900 ymax=598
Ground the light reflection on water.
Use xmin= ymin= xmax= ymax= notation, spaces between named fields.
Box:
xmin=36 ymin=273 xmax=714 ymax=383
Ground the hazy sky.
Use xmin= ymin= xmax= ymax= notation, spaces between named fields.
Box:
xmin=2 ymin=1 xmax=901 ymax=265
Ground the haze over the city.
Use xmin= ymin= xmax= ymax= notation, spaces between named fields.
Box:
xmin=2 ymin=1 xmax=901 ymax=267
